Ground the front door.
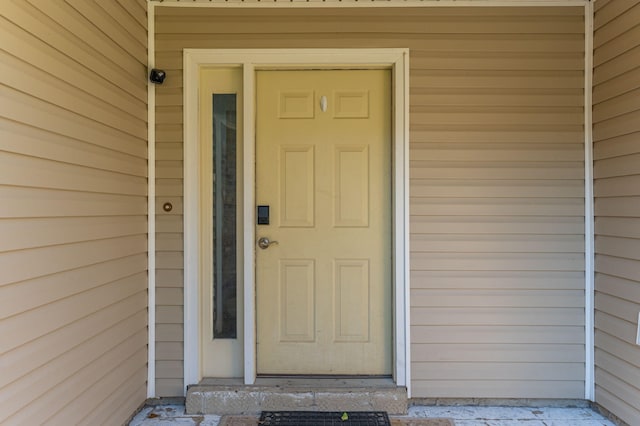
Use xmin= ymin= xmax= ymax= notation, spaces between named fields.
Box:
xmin=255 ymin=70 xmax=392 ymax=375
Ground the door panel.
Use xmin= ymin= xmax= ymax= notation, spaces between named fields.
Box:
xmin=256 ymin=69 xmax=391 ymax=375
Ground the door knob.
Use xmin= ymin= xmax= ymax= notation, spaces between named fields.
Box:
xmin=258 ymin=237 xmax=278 ymax=250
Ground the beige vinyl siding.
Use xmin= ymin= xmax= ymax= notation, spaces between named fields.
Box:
xmin=593 ymin=1 xmax=640 ymax=424
xmin=0 ymin=0 xmax=148 ymax=424
xmin=154 ymin=6 xmax=585 ymax=398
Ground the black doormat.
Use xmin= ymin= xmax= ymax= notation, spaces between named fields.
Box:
xmin=259 ymin=411 xmax=391 ymax=426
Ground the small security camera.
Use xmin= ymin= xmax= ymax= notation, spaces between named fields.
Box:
xmin=149 ymin=69 xmax=166 ymax=84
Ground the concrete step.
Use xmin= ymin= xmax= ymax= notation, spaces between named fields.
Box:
xmin=186 ymin=378 xmax=408 ymax=415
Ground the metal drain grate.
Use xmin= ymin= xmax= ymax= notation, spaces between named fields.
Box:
xmin=259 ymin=411 xmax=391 ymax=426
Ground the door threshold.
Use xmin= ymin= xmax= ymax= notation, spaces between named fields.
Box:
xmin=255 ymin=376 xmax=396 ymax=389
xmin=198 ymin=376 xmax=396 ymax=389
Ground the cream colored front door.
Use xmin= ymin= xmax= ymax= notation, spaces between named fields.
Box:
xmin=256 ymin=70 xmax=392 ymax=375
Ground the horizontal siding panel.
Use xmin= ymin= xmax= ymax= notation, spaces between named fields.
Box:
xmin=412 ymin=70 xmax=583 ymax=90
xmin=65 ymin=0 xmax=147 ymax=71
xmin=595 ymin=254 xmax=640 ymax=282
xmin=596 ymin=294 xmax=640 ymax=326
xmin=595 ymin=274 xmax=640 ymax=304
xmin=157 ymin=324 xmax=184 ymax=342
xmin=157 ymin=106 xmax=182 ymax=125
xmin=592 ymin=87 xmax=640 ymax=123
xmin=410 ymin=270 xmax=584 ymax=290
xmin=157 ymin=360 xmax=183 ymax=379
xmin=10 ymin=343 xmax=147 ymax=425
xmin=595 ymin=331 xmax=640 ymax=370
xmin=594 ymin=153 xmax=640 ymax=179
xmin=1 ymin=315 xmax=146 ymax=420
xmin=157 ymin=143 xmax=183 ymax=161
xmin=595 ymin=311 xmax=638 ymax=345
xmin=410 ymin=145 xmax=583 ymax=162
xmin=594 ymin=24 xmax=640 ymax=67
xmin=0 ymin=119 xmax=146 ymax=174
xmin=157 ymin=288 xmax=183 ymax=306
xmin=412 ymin=234 xmax=583 ymax=253
xmin=411 ymin=108 xmax=583 ymax=126
xmin=593 ymin=44 xmax=640 ymax=86
xmin=157 ymin=251 xmax=184 ymax=270
xmin=594 ymin=2 xmax=640 ymax=48
xmin=80 ymin=370 xmax=147 ymax=426
xmin=411 ymin=326 xmax=585 ymax=344
xmin=412 ymin=343 xmax=584 ymax=363
xmin=594 ymin=369 xmax=640 ymax=422
xmin=157 ymin=18 xmax=583 ymax=35
xmin=157 ymin=179 xmax=184 ymax=197
xmin=411 ymin=180 xmax=583 ymax=198
xmin=411 ymin=217 xmax=584 ymax=235
xmin=410 ymin=51 xmax=583 ymax=71
xmin=595 ymin=235 xmax=640 ymax=260
xmin=411 ymin=253 xmax=584 ymax=271
xmin=0 ymin=2 xmax=145 ymax=102
xmin=595 ymin=217 xmax=640 ymax=238
xmin=411 ymin=198 xmax=583 ymax=217
xmin=411 ymin=290 xmax=584 ymax=308
xmin=412 ymin=88 xmax=583 ymax=108
xmin=0 ymin=151 xmax=147 ymax=195
xmin=411 ymin=129 xmax=582 ymax=144
xmin=157 ymin=125 xmax=183 ymax=143
xmin=120 ymin=0 xmax=148 ymax=28
xmin=594 ymin=175 xmax=640 ymax=197
xmin=594 ymin=133 xmax=640 ymax=159
xmin=157 ymin=342 xmax=184 ymax=360
xmin=594 ymin=0 xmax=638 ymax=29
xmin=157 ymin=215 xmax=183 ymax=233
xmin=0 ymin=253 xmax=147 ymax=320
xmin=0 ymin=186 xmax=146 ymax=218
xmin=594 ymin=386 xmax=640 ymax=426
xmin=0 ymin=86 xmax=146 ymax=158
xmin=95 ymin=0 xmax=147 ymax=47
xmin=412 ymin=380 xmax=584 ymax=399
xmin=593 ymin=67 xmax=640 ymax=104
xmin=593 ymin=109 xmax=640 ymax=141
xmin=410 ymin=162 xmax=583 ymax=180
xmin=0 ymin=216 xmax=146 ymax=252
xmin=156 ymin=379 xmax=184 ymax=398
xmin=0 ymin=53 xmax=146 ymax=139
xmin=412 ymin=308 xmax=584 ymax=326
xmin=157 ymin=160 xmax=184 ymax=179
xmin=157 ymin=306 xmax=183 ymax=324
xmin=0 ymin=292 xmax=146 ymax=390
xmin=0 ymin=235 xmax=146 ymax=286
xmin=24 ymin=0 xmax=146 ymax=80
xmin=156 ymin=269 xmax=184 ymax=288
xmin=412 ymin=362 xmax=584 ymax=381
xmin=0 ymin=272 xmax=146 ymax=354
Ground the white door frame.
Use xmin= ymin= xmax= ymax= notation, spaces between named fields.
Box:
xmin=183 ymin=49 xmax=410 ymax=394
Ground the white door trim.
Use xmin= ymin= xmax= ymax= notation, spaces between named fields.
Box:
xmin=183 ymin=49 xmax=410 ymax=395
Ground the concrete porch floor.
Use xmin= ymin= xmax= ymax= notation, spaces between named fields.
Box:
xmin=129 ymin=404 xmax=618 ymax=426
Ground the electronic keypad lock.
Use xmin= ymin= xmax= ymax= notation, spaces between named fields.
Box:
xmin=257 ymin=205 xmax=270 ymax=225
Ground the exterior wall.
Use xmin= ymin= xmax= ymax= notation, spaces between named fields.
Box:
xmin=154 ymin=6 xmax=586 ymax=398
xmin=0 ymin=0 xmax=148 ymax=424
xmin=593 ymin=1 xmax=640 ymax=424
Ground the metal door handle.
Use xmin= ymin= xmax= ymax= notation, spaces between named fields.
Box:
xmin=258 ymin=237 xmax=278 ymax=250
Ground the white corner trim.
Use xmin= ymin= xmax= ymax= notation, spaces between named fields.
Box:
xmin=183 ymin=48 xmax=411 ymax=393
xmin=147 ymin=0 xmax=156 ymax=399
xmin=583 ymin=0 xmax=595 ymax=402
xmin=183 ymin=51 xmax=201 ymax=392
